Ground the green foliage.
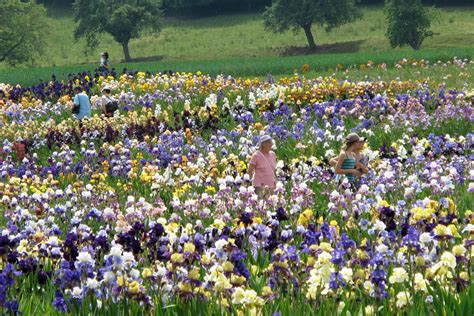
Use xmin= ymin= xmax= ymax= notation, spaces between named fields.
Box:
xmin=385 ymin=0 xmax=434 ymax=50
xmin=163 ymin=0 xmax=214 ymax=9
xmin=0 ymin=0 xmax=50 ymax=66
xmin=73 ymin=0 xmax=163 ymax=61
xmin=163 ymin=0 xmax=270 ymax=11
xmin=263 ymin=0 xmax=361 ymax=48
xmin=360 ymin=0 xmax=473 ymax=4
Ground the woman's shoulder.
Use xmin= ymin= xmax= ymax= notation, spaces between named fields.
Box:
xmin=250 ymin=151 xmax=261 ymax=159
xmin=250 ymin=151 xmax=261 ymax=164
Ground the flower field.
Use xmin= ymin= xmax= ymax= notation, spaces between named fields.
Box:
xmin=0 ymin=58 xmax=473 ymax=315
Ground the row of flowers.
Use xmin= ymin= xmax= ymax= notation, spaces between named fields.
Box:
xmin=0 ymin=57 xmax=471 ymax=105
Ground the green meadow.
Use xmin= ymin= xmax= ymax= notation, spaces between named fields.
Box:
xmin=0 ymin=6 xmax=472 ymax=86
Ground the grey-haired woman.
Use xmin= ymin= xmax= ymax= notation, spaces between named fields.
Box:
xmin=247 ymin=135 xmax=277 ymax=197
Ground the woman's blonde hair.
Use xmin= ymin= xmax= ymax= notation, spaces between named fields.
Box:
xmin=342 ymin=140 xmax=358 ymax=151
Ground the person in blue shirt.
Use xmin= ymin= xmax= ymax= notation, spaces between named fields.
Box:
xmin=73 ymin=86 xmax=91 ymax=121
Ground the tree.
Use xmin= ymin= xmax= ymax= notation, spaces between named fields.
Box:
xmin=163 ymin=0 xmax=213 ymax=9
xmin=73 ymin=0 xmax=163 ymax=62
xmin=0 ymin=0 xmax=49 ymax=66
xmin=385 ymin=0 xmax=433 ymax=50
xmin=38 ymin=0 xmax=74 ymax=6
xmin=263 ymin=0 xmax=361 ymax=49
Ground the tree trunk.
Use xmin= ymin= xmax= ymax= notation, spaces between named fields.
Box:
xmin=122 ymin=41 xmax=131 ymax=62
xmin=302 ymin=24 xmax=316 ymax=49
xmin=0 ymin=33 xmax=27 ymax=63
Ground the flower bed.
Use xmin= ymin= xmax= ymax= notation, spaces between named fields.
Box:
xmin=0 ymin=59 xmax=473 ymax=315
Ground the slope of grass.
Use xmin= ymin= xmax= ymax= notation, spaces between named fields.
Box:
xmin=0 ymin=6 xmax=472 ymax=69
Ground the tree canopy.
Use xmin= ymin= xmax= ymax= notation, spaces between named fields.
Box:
xmin=385 ymin=0 xmax=434 ymax=50
xmin=263 ymin=0 xmax=361 ymax=49
xmin=73 ymin=0 xmax=163 ymax=62
xmin=0 ymin=0 xmax=49 ymax=66
xmin=163 ymin=0 xmax=270 ymax=12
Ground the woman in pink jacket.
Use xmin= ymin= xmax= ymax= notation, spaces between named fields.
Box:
xmin=247 ymin=135 xmax=277 ymax=198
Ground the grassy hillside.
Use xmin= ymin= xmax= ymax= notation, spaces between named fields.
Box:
xmin=2 ymin=6 xmax=473 ymax=68
xmin=0 ymin=6 xmax=472 ymax=86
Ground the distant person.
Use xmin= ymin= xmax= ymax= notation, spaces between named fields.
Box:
xmin=73 ymin=86 xmax=91 ymax=122
xmin=13 ymin=140 xmax=26 ymax=162
xmin=333 ymin=133 xmax=367 ymax=191
xmin=248 ymin=135 xmax=277 ymax=198
xmin=101 ymin=86 xmax=118 ymax=117
xmin=99 ymin=52 xmax=110 ymax=72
